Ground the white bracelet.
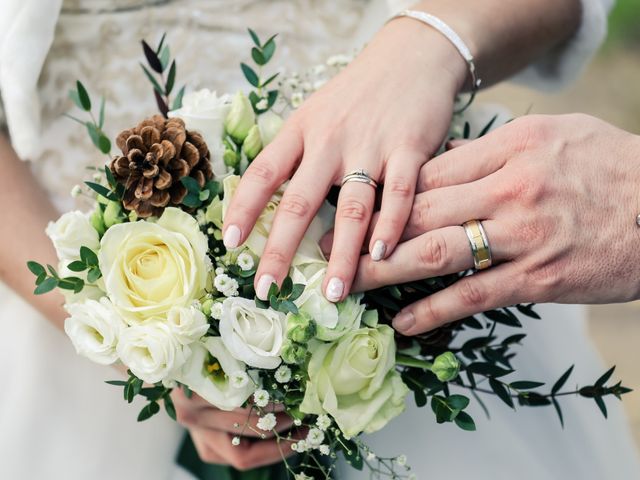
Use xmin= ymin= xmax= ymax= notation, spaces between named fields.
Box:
xmin=389 ymin=9 xmax=482 ymax=113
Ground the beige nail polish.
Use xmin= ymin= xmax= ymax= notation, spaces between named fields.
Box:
xmin=256 ymin=274 xmax=276 ymax=301
xmin=371 ymin=240 xmax=387 ymax=262
xmin=325 ymin=277 xmax=344 ymax=303
xmin=393 ymin=311 xmax=416 ymax=332
xmin=223 ymin=225 xmax=241 ymax=249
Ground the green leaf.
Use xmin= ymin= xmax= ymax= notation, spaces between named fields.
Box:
xmin=104 ymin=165 xmax=117 ymax=188
xmin=501 ymin=333 xmax=527 ymax=346
xmin=164 ymin=395 xmax=177 ymax=421
xmin=595 ymin=366 xmax=615 ymax=387
xmin=181 ymin=176 xmax=201 ymax=194
xmin=261 ymin=72 xmax=279 ymax=88
xmin=552 ymin=365 xmax=574 ymax=395
xmin=240 ymin=63 xmax=260 ymax=88
xmin=466 ymin=362 xmax=513 ymax=378
xmin=248 ymin=28 xmax=261 ymax=47
xmin=165 ymin=60 xmax=176 ymax=95
xmin=155 ymin=33 xmax=167 ymax=55
xmin=140 ymin=63 xmax=165 ymax=96
xmin=289 ymin=284 xmax=305 ymax=302
xmin=105 ymin=380 xmax=127 ymax=386
xmin=516 ymin=303 xmax=541 ymax=319
xmin=76 ymin=81 xmax=92 ymax=111
xmin=98 ymin=96 xmax=106 ymax=129
xmin=46 ymin=264 xmax=59 ymax=278
xmin=266 ymin=90 xmax=278 ymax=109
xmin=262 ymin=35 xmax=277 ymax=62
xmin=85 ymin=181 xmax=118 ymax=201
xmin=67 ymin=261 xmax=87 ymax=272
xmin=267 ymin=282 xmax=279 ymax=299
xmin=182 ymin=193 xmax=201 ymax=209
xmin=431 ymin=396 xmax=451 ymax=423
xmin=34 ymin=277 xmax=57 ymax=295
xmin=280 ymin=300 xmax=298 ymax=315
xmin=483 ymin=309 xmax=521 ymax=327
xmin=86 ymin=122 xmax=101 ymax=150
xmin=69 ymin=89 xmax=84 ymax=111
xmin=446 ymin=394 xmax=470 ymax=410
xmin=489 ymin=378 xmax=514 ymax=408
xmin=477 ymin=114 xmax=498 ymax=138
xmin=159 ymin=44 xmax=171 ymax=71
xmin=98 ymin=134 xmax=111 ymax=154
xmin=510 ymin=381 xmax=545 ymax=390
xmin=454 ymin=411 xmax=476 ymax=431
xmin=137 ymin=401 xmax=161 ymax=421
xmin=142 ymin=40 xmax=163 ymax=73
xmin=463 ymin=121 xmax=471 ymax=139
xmin=172 ymin=85 xmax=186 ymax=110
xmin=280 ymin=276 xmax=293 ymax=297
xmin=87 ymin=267 xmax=102 ymax=283
xmin=27 ymin=261 xmax=46 ymax=277
xmin=80 ymin=246 xmax=99 ymax=266
xmin=251 ymin=47 xmax=266 ymax=66
xmin=552 ymin=397 xmax=564 ymax=428
xmin=594 ymin=396 xmax=608 ymax=418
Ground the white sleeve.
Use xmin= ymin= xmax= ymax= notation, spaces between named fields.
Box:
xmin=512 ymin=0 xmax=614 ymax=91
xmin=386 ymin=0 xmax=614 ymax=91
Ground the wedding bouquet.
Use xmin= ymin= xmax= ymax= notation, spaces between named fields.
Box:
xmin=29 ymin=32 xmax=631 ymax=479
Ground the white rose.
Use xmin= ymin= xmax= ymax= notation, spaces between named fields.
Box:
xmin=257 ymin=110 xmax=284 ymax=145
xmin=64 ymin=297 xmax=124 ymax=365
xmin=167 ymin=305 xmax=209 ymax=345
xmin=46 ymin=211 xmax=100 ymax=261
xmin=219 ymin=297 xmax=286 ymax=369
xmin=117 ymin=320 xmax=188 ymax=384
xmin=174 ymin=337 xmax=256 ymax=411
xmin=169 ymin=89 xmax=232 ymax=179
xmin=292 ymin=266 xmax=364 ymax=340
xmin=99 ymin=208 xmax=209 ymax=324
xmin=222 ymin=175 xmax=335 ymax=265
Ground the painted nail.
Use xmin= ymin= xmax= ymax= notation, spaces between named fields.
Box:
xmin=256 ymin=274 xmax=277 ymax=301
xmin=325 ymin=277 xmax=344 ymax=303
xmin=223 ymin=225 xmax=241 ymax=249
xmin=371 ymin=240 xmax=387 ymax=262
xmin=392 ymin=311 xmax=415 ymax=333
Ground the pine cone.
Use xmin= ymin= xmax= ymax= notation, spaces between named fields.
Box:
xmin=110 ymin=115 xmax=213 ymax=218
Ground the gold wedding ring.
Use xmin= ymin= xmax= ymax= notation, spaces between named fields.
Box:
xmin=462 ymin=220 xmax=492 ymax=270
xmin=341 ymin=169 xmax=378 ymax=188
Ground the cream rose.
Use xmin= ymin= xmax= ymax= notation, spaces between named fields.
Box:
xmin=46 ymin=211 xmax=100 ymax=261
xmin=292 ymin=266 xmax=364 ymax=340
xmin=117 ymin=320 xmax=188 ymax=384
xmin=257 ymin=110 xmax=284 ymax=146
xmin=169 ymin=89 xmax=232 ymax=179
xmin=222 ymin=175 xmax=335 ymax=265
xmin=99 ymin=208 xmax=209 ymax=324
xmin=300 ymin=325 xmax=409 ymax=438
xmin=219 ymin=297 xmax=287 ymax=369
xmin=64 ymin=298 xmax=124 ymax=365
xmin=175 ymin=337 xmax=256 ymax=411
xmin=166 ymin=305 xmax=209 ymax=345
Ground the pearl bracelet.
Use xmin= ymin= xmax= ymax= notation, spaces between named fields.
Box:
xmin=389 ymin=9 xmax=482 ymax=113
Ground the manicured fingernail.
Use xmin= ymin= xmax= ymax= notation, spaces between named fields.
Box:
xmin=256 ymin=274 xmax=276 ymax=301
xmin=393 ymin=311 xmax=415 ymax=333
xmin=371 ymin=240 xmax=387 ymax=262
xmin=223 ymin=225 xmax=241 ymax=249
xmin=325 ymin=277 xmax=344 ymax=302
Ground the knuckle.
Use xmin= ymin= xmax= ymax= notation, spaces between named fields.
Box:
xmin=508 ymin=115 xmax=550 ymax=153
xmin=411 ymin=195 xmax=432 ymax=230
xmin=415 ymin=299 xmax=440 ymax=327
xmin=175 ymin=407 xmax=196 ymax=427
xmin=279 ymin=192 xmax=312 ymax=218
xmin=376 ymin=215 xmax=405 ymax=236
xmin=421 ymin=161 xmax=444 ymax=190
xmin=528 ymin=261 xmax=563 ymax=299
xmin=457 ymin=280 xmax=486 ymax=308
xmin=493 ymin=175 xmax=541 ymax=205
xmin=245 ymin=161 xmax=280 ymax=185
xmin=385 ymin=177 xmax=413 ymax=198
xmin=418 ymin=233 xmax=448 ymax=269
xmin=331 ymin=250 xmax=358 ymax=270
xmin=261 ymin=249 xmax=289 ymax=267
xmin=338 ymin=198 xmax=370 ymax=222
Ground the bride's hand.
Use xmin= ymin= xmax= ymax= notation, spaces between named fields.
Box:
xmin=352 ymin=114 xmax=640 ymax=335
xmin=223 ymin=18 xmax=466 ymax=303
xmin=172 ymin=390 xmax=298 ymax=469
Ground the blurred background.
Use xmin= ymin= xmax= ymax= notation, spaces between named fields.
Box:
xmin=478 ymin=0 xmax=640 ymax=449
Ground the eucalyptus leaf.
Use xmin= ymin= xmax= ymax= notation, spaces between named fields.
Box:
xmin=248 ymin=28 xmax=261 ymax=47
xmin=76 ymin=81 xmax=92 ymax=111
xmin=137 ymin=401 xmax=161 ymax=421
xmin=142 ymin=40 xmax=163 ymax=73
xmin=241 ymin=63 xmax=260 ymax=88
xmin=27 ymin=261 xmax=46 ymax=277
xmin=454 ymin=411 xmax=476 ymax=431
xmin=552 ymin=365 xmax=574 ymax=395
xmin=34 ymin=277 xmax=57 ymax=295
xmin=165 ymin=60 xmax=176 ymax=95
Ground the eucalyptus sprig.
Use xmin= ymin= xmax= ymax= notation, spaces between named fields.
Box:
xmin=255 ymin=276 xmax=304 ymax=314
xmin=180 ymin=176 xmax=220 ymax=210
xmin=106 ymin=371 xmax=176 ymax=422
xmin=140 ymin=33 xmax=186 ymax=116
xmin=27 ymin=261 xmax=84 ymax=295
xmin=242 ymin=29 xmax=280 ymax=114
xmin=65 ymin=80 xmax=111 ymax=155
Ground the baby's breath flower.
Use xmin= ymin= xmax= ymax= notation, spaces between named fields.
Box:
xmin=236 ymin=252 xmax=254 ymax=271
xmin=215 ymin=267 xmax=225 ymax=276
xmin=291 ymin=92 xmax=304 ymax=108
xmin=257 ymin=412 xmax=277 ymax=431
xmin=256 ymin=98 xmax=268 ymax=110
xmin=293 ymin=418 xmax=302 ymax=426
xmin=230 ymin=370 xmax=249 ymax=389
xmin=207 ymin=227 xmax=215 ymax=235
xmin=291 ymin=442 xmax=298 ymax=452
xmin=313 ymin=64 xmax=326 ymax=75
xmin=231 ymin=436 xmax=241 ymax=446
xmin=214 ymin=273 xmax=239 ymax=297
xmin=306 ymin=428 xmax=324 ymax=447
xmin=295 ymin=440 xmax=308 ymax=453
xmin=319 ymin=445 xmax=330 ymax=456
xmin=70 ymin=185 xmax=82 ymax=198
xmin=396 ymin=455 xmax=407 ymax=466
xmin=274 ymin=365 xmax=292 ymax=383
xmin=210 ymin=302 xmax=224 ymax=320
xmin=253 ymin=389 xmax=269 ymax=407
xmin=367 ymin=452 xmax=376 ymax=461
xmin=294 ymin=474 xmax=312 ymax=480
xmin=316 ymin=414 xmax=331 ymax=431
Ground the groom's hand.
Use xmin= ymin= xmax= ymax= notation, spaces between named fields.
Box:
xmin=172 ymin=389 xmax=299 ymax=470
xmin=350 ymin=114 xmax=640 ymax=335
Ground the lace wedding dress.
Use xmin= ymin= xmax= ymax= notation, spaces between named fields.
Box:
xmin=0 ymin=0 xmax=638 ymax=479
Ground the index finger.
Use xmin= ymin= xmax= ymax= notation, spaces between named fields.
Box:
xmin=222 ymin=124 xmax=303 ymax=249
